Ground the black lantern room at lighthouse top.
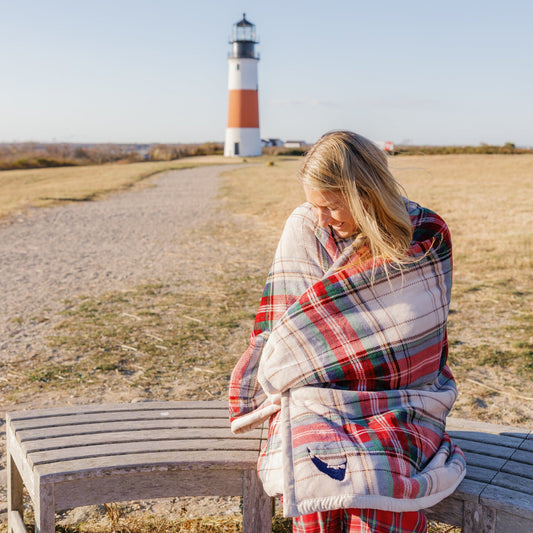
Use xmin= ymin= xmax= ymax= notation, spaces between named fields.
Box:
xmin=229 ymin=13 xmax=259 ymax=59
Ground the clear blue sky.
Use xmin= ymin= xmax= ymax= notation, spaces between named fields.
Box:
xmin=2 ymin=0 xmax=532 ymax=146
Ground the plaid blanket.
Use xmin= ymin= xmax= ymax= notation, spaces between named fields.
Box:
xmin=229 ymin=201 xmax=466 ymax=517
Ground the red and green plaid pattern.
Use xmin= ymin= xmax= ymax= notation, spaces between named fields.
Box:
xmin=229 ymin=201 xmax=466 ymax=517
xmin=293 ymin=508 xmax=427 ymax=532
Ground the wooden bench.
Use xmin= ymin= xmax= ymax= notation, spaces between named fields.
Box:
xmin=6 ymin=401 xmax=271 ymax=533
xmin=6 ymin=401 xmax=533 ymax=533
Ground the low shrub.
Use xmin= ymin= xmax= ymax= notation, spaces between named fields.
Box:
xmin=0 ymin=142 xmax=224 ymax=170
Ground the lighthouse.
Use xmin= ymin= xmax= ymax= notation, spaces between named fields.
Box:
xmin=224 ymin=14 xmax=261 ymax=157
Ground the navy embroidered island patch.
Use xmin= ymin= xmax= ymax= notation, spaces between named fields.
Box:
xmin=307 ymin=448 xmax=347 ymax=481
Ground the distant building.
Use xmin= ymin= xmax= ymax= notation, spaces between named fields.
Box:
xmin=373 ymin=140 xmax=395 ymax=154
xmin=284 ymin=140 xmax=307 ymax=148
xmin=261 ymin=138 xmax=283 ymax=147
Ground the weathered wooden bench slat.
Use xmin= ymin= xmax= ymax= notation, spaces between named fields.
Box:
xmin=16 ymin=418 xmax=247 ymax=440
xmin=8 ymin=400 xmax=228 ymax=419
xmin=460 ymin=463 xmax=500 ymax=484
xmin=11 ymin=409 xmax=230 ymax=429
xmin=22 ymin=427 xmax=263 ymax=452
xmin=451 ymin=436 xmax=519 ymax=460
xmin=491 ymin=471 xmax=533 ymax=497
xmin=502 ymin=459 xmax=533 ymax=478
xmin=29 ymin=438 xmax=262 ymax=464
xmin=34 ymin=449 xmax=264 ymax=478
xmin=453 ymin=478 xmax=488 ymax=502
xmin=480 ymin=485 xmax=533 ymax=519
xmin=511 ymin=448 xmax=533 ymax=465
xmin=520 ymin=438 xmax=533 ymax=451
xmin=460 ymin=451 xmax=506 ymax=472
xmin=449 ymin=430 xmax=525 ymax=448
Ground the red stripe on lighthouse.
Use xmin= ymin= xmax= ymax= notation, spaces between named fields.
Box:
xmin=227 ymin=89 xmax=259 ymax=128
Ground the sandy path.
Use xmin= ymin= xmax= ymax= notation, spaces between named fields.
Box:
xmin=0 ymin=165 xmax=232 ymax=364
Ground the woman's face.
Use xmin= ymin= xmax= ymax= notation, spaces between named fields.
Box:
xmin=303 ymin=185 xmax=357 ymax=239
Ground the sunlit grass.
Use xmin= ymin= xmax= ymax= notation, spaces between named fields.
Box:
xmin=221 ymin=154 xmax=533 ymax=424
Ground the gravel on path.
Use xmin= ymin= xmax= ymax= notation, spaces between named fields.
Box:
xmin=0 ymin=165 xmax=233 ymax=363
xmin=0 ymin=164 xmax=259 ymax=525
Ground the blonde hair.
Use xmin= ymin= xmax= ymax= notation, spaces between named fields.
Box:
xmin=299 ymin=130 xmax=413 ymax=265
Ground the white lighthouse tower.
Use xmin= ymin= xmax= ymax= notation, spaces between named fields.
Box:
xmin=224 ymin=14 xmax=261 ymax=157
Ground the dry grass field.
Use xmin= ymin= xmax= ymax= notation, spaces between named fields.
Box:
xmin=0 ymin=153 xmax=531 ymax=532
xmin=392 ymin=155 xmax=533 ymax=423
xmin=222 ymin=154 xmax=533 ymax=425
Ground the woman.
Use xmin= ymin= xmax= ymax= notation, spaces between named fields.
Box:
xmin=229 ymin=131 xmax=466 ymax=533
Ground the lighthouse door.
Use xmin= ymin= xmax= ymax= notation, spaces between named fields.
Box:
xmin=234 ymin=142 xmax=240 ymax=155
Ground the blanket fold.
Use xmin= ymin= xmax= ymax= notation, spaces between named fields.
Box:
xmin=229 ymin=200 xmax=466 ymax=517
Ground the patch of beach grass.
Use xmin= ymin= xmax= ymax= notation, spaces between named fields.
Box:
xmin=4 ymin=271 xmax=262 ymax=405
xmin=219 ymin=157 xmax=305 ymax=229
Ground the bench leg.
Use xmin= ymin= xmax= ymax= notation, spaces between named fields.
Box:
xmin=34 ymin=484 xmax=55 ymax=533
xmin=242 ymin=469 xmax=272 ymax=533
xmin=463 ymin=501 xmax=496 ymax=533
xmin=7 ymin=454 xmax=25 ymax=533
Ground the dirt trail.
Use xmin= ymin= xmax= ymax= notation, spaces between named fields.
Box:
xmin=0 ymin=166 xmax=230 ymax=364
